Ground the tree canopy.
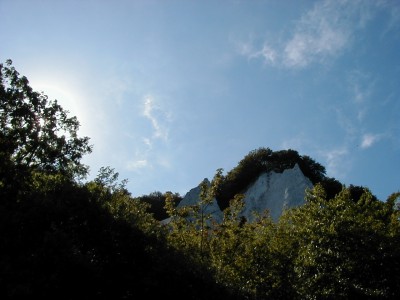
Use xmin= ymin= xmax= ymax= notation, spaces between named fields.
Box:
xmin=1 ymin=59 xmax=399 ymax=300
xmin=216 ymin=147 xmax=334 ymax=209
xmin=0 ymin=59 xmax=92 ymax=190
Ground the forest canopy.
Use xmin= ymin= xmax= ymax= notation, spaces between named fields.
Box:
xmin=0 ymin=59 xmax=92 ymax=191
xmin=1 ymin=60 xmax=399 ymax=300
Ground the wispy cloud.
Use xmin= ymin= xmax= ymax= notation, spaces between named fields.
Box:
xmin=235 ymin=39 xmax=277 ymax=65
xmin=126 ymin=140 xmax=153 ymax=172
xmin=334 ymin=69 xmax=381 ymax=149
xmin=143 ymin=95 xmax=170 ymax=141
xmin=143 ymin=137 xmax=152 ymax=148
xmin=235 ymin=0 xmax=381 ymax=69
xmin=334 ymin=108 xmax=358 ymax=139
xmin=126 ymin=94 xmax=173 ymax=172
xmin=236 ymin=39 xmax=255 ymax=58
xmin=360 ymin=133 xmax=382 ymax=149
xmin=283 ymin=131 xmax=353 ymax=180
xmin=319 ymin=147 xmax=350 ymax=179
xmin=345 ymin=69 xmax=377 ymax=125
xmin=283 ymin=21 xmax=348 ymax=68
xmin=259 ymin=44 xmax=277 ymax=65
xmin=282 ymin=0 xmax=353 ymax=68
xmin=377 ymin=0 xmax=400 ymax=37
xmin=127 ymin=159 xmax=148 ymax=170
xmin=281 ymin=132 xmax=310 ymax=153
xmin=347 ymin=70 xmax=375 ymax=104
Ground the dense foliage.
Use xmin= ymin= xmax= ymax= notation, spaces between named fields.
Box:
xmin=0 ymin=60 xmax=92 ymax=186
xmin=216 ymin=147 xmax=344 ymax=210
xmin=1 ymin=60 xmax=399 ymax=299
xmin=0 ymin=61 xmax=237 ymax=300
xmin=136 ymin=191 xmax=182 ymax=221
xmin=166 ymin=174 xmax=400 ymax=299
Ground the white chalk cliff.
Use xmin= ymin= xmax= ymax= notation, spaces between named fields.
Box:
xmin=170 ymin=163 xmax=313 ymax=223
xmin=177 ymin=178 xmax=224 ymax=223
xmin=241 ymin=163 xmax=313 ymax=221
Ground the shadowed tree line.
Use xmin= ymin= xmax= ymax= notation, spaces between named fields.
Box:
xmin=0 ymin=60 xmax=238 ymax=300
xmin=1 ymin=60 xmax=399 ymax=299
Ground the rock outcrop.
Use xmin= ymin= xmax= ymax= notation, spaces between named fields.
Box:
xmin=177 ymin=178 xmax=223 ymax=223
xmin=240 ymin=163 xmax=313 ymax=221
xmin=166 ymin=163 xmax=313 ymax=224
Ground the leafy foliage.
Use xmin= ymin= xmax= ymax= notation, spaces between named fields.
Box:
xmin=1 ymin=167 xmax=241 ymax=299
xmin=0 ymin=59 xmax=92 ymax=194
xmin=2 ymin=60 xmax=399 ymax=300
xmin=0 ymin=61 xmax=238 ymax=300
xmin=167 ymin=178 xmax=400 ymax=300
xmin=279 ymin=185 xmax=400 ymax=299
xmin=136 ymin=190 xmax=182 ymax=221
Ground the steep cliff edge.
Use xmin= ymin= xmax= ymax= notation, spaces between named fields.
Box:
xmin=174 ymin=163 xmax=312 ymax=223
xmin=241 ymin=163 xmax=313 ymax=221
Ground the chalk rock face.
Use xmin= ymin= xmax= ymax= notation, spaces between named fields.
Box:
xmin=170 ymin=164 xmax=313 ymax=224
xmin=241 ymin=163 xmax=313 ymax=221
xmin=177 ymin=178 xmax=223 ymax=223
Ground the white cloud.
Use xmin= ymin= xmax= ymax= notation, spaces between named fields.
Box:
xmin=361 ymin=133 xmax=381 ymax=149
xmin=320 ymin=147 xmax=350 ymax=178
xmin=234 ymin=38 xmax=277 ymax=65
xmin=236 ymin=39 xmax=255 ymax=57
xmin=283 ymin=28 xmax=347 ymax=68
xmin=127 ymin=159 xmax=149 ymax=171
xmin=143 ymin=95 xmax=170 ymax=141
xmin=143 ymin=137 xmax=152 ymax=148
xmin=259 ymin=44 xmax=277 ymax=65
xmin=235 ymin=0 xmax=382 ymax=69
xmin=283 ymin=0 xmax=351 ymax=68
xmin=124 ymin=94 xmax=173 ymax=173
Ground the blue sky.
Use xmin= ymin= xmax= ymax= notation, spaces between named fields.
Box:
xmin=1 ymin=0 xmax=399 ymax=200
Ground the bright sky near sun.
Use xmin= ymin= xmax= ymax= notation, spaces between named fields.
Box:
xmin=1 ymin=0 xmax=399 ymax=200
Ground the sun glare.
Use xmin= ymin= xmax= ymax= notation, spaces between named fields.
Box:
xmin=29 ymin=78 xmax=93 ymax=136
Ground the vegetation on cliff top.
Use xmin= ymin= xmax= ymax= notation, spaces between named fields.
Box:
xmin=1 ymin=60 xmax=399 ymax=299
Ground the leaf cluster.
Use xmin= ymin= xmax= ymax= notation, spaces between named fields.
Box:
xmin=166 ymin=178 xmax=400 ymax=300
xmin=0 ymin=59 xmax=92 ymax=190
xmin=136 ymin=190 xmax=182 ymax=221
